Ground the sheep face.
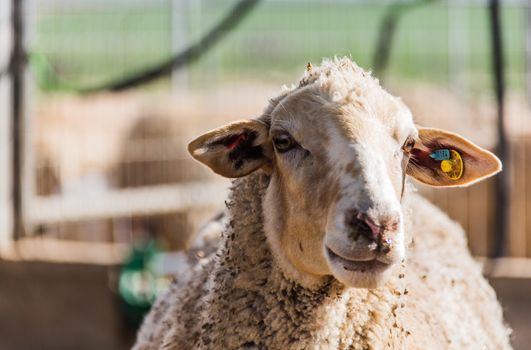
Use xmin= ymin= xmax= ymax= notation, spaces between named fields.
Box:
xmin=189 ymin=58 xmax=502 ymax=289
xmin=259 ymin=85 xmax=414 ymax=288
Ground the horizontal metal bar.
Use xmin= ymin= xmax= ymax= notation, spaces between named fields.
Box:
xmin=26 ymin=181 xmax=229 ymax=225
xmin=480 ymin=257 xmax=531 ymax=278
xmin=1 ymin=238 xmax=129 ymax=265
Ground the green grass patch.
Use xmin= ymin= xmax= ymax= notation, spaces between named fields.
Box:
xmin=30 ymin=1 xmax=528 ymax=93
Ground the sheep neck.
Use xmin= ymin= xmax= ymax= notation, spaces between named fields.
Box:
xmin=201 ymin=171 xmax=406 ymax=348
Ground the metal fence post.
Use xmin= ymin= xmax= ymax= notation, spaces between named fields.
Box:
xmin=171 ymin=0 xmax=190 ymax=89
xmin=11 ymin=0 xmax=25 ymax=240
xmin=448 ymin=0 xmax=467 ymax=95
xmin=489 ymin=0 xmax=509 ymax=258
xmin=0 ymin=0 xmax=12 ymax=252
xmin=526 ymin=1 xmax=531 ymax=106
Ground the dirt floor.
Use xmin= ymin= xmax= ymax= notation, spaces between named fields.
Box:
xmin=0 ymin=260 xmax=529 ymax=350
xmin=0 ymin=260 xmax=134 ymax=350
xmin=489 ymin=277 xmax=531 ymax=350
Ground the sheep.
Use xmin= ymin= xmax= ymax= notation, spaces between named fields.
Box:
xmin=134 ymin=57 xmax=511 ymax=349
xmin=112 ymin=113 xmax=212 ymax=250
xmin=33 ymin=87 xmax=263 ymax=243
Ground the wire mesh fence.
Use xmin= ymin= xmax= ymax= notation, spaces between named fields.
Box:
xmin=2 ymin=0 xmax=531 ymax=259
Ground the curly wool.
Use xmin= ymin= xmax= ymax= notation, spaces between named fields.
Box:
xmin=134 ymin=171 xmax=511 ymax=350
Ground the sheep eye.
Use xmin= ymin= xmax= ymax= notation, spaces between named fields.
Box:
xmin=402 ymin=136 xmax=416 ymax=154
xmin=273 ymin=134 xmax=296 ymax=153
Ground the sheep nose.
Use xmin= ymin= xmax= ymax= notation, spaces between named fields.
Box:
xmin=347 ymin=210 xmax=400 ymax=244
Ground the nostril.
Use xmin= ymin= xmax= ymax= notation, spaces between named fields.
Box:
xmin=351 ymin=218 xmax=377 ymax=242
xmin=346 ymin=209 xmax=401 ymax=246
xmin=347 ymin=210 xmax=380 ymax=242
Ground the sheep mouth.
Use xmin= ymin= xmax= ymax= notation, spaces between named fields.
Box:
xmin=325 ymin=246 xmax=389 ymax=273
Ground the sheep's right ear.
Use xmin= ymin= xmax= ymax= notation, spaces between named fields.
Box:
xmin=188 ymin=119 xmax=272 ymax=178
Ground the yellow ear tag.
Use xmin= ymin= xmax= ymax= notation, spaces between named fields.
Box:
xmin=440 ymin=150 xmax=463 ymax=180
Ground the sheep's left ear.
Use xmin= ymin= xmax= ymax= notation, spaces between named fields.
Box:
xmin=188 ymin=119 xmax=272 ymax=178
xmin=406 ymin=127 xmax=502 ymax=187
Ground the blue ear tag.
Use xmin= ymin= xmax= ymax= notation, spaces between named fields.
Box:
xmin=429 ymin=149 xmax=450 ymax=161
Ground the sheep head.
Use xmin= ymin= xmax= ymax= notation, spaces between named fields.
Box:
xmin=188 ymin=57 xmax=501 ymax=289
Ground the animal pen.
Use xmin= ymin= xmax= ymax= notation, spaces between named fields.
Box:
xmin=1 ymin=0 xmax=531 ymax=348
